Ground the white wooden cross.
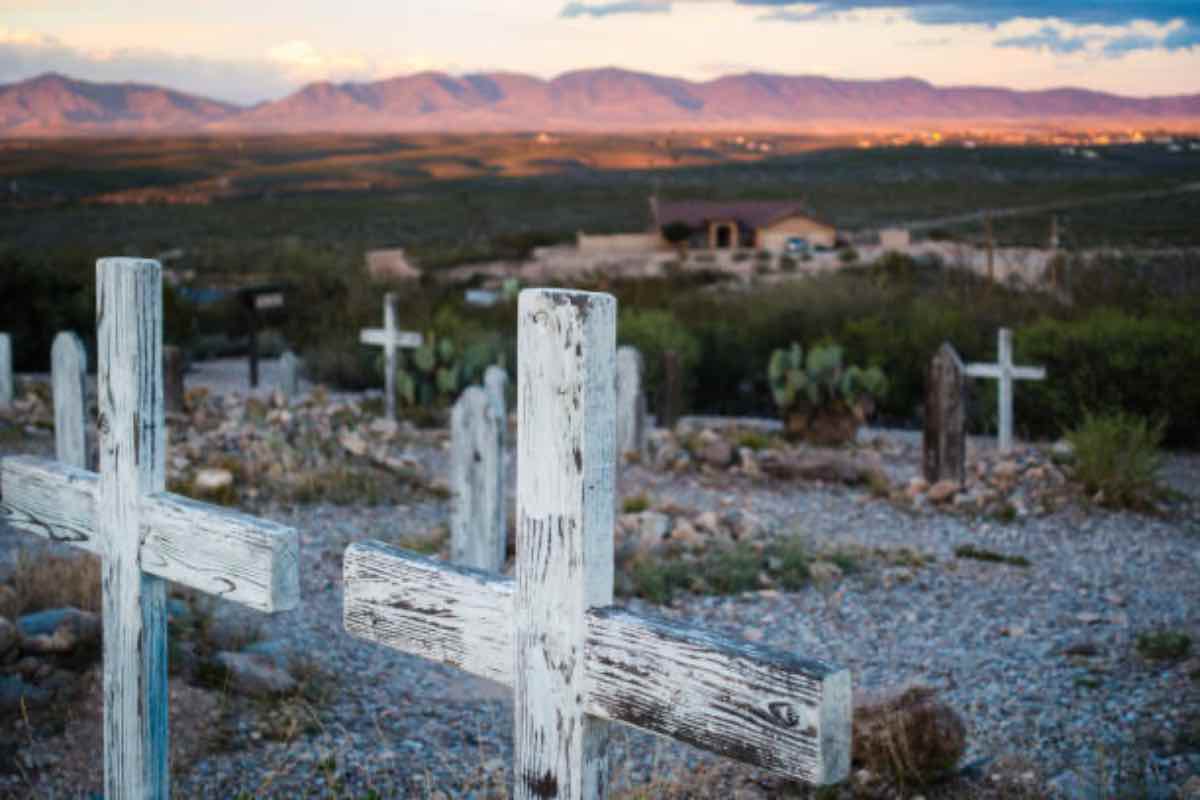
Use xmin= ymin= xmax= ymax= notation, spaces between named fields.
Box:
xmin=0 ymin=259 xmax=301 ymax=800
xmin=359 ymin=292 xmax=423 ymax=421
xmin=344 ymin=289 xmax=851 ymax=799
xmin=966 ymin=327 xmax=1046 ymax=452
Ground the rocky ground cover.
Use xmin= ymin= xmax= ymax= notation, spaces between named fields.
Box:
xmin=0 ymin=373 xmax=1197 ymax=799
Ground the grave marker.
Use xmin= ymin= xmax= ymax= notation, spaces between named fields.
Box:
xmin=0 ymin=332 xmax=11 ymax=407
xmin=450 ymin=386 xmax=504 ymax=571
xmin=659 ymin=349 xmax=682 ymax=430
xmin=238 ymin=284 xmax=287 ymax=389
xmin=923 ymin=342 xmax=965 ymax=484
xmin=615 ymin=346 xmax=646 ymax=461
xmin=0 ymin=259 xmax=300 ymax=800
xmin=484 ymin=365 xmax=509 ymax=547
xmin=279 ymin=350 xmax=301 ymax=399
xmin=360 ymin=292 xmax=423 ymax=421
xmin=344 ymin=289 xmax=851 ymax=799
xmin=52 ymin=331 xmax=89 ymax=470
xmin=966 ymin=328 xmax=1046 ymax=452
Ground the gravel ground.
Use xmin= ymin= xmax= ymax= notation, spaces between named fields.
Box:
xmin=1 ymin=367 xmax=1197 ymax=798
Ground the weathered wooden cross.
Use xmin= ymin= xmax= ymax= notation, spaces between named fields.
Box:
xmin=360 ymin=292 xmax=423 ymax=421
xmin=450 ymin=384 xmax=505 ymax=571
xmin=0 ymin=259 xmax=301 ymax=800
xmin=615 ymin=345 xmax=647 ymax=462
xmin=966 ymin=327 xmax=1046 ymax=452
xmin=345 ymin=289 xmax=851 ymax=799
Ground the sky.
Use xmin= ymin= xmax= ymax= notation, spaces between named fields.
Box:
xmin=1 ymin=1 xmax=1198 ymax=104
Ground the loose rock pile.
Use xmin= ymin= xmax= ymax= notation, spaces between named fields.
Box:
xmin=899 ymin=445 xmax=1073 ymax=519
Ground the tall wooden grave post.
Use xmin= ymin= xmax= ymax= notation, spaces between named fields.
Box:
xmin=52 ymin=331 xmax=89 ymax=469
xmin=238 ymin=284 xmax=287 ymax=389
xmin=923 ymin=342 xmax=965 ymax=484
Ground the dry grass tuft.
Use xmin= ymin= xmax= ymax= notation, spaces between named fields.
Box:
xmin=852 ymin=686 xmax=967 ymax=788
xmin=7 ymin=551 xmax=102 ymax=616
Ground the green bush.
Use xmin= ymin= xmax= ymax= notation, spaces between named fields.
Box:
xmin=1067 ymin=411 xmax=1165 ymax=509
xmin=1021 ymin=311 xmax=1200 ymax=447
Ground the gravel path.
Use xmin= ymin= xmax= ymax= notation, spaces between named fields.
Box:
xmin=1 ymin=367 xmax=1197 ymax=797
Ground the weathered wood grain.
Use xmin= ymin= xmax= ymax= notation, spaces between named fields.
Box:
xmin=0 ymin=456 xmax=299 ymax=613
xmin=97 ymin=257 xmax=169 ymax=799
xmin=484 ymin=365 xmax=509 ymax=554
xmin=0 ymin=332 xmax=11 ymax=407
xmin=52 ymin=331 xmax=89 ymax=470
xmin=516 ymin=289 xmax=615 ymax=799
xmin=342 ymin=542 xmax=852 ymax=785
xmin=450 ymin=386 xmax=504 ymax=571
xmin=923 ymin=343 xmax=965 ymax=484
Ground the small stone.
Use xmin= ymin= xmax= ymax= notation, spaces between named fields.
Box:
xmin=669 ymin=518 xmax=703 ymax=549
xmin=368 ymin=417 xmax=400 ymax=439
xmin=927 ymin=480 xmax=960 ymax=503
xmin=992 ymin=460 xmax=1020 ymax=481
xmin=906 ymin=477 xmax=930 ymax=497
xmin=1076 ymin=612 xmax=1102 ymax=625
xmin=1063 ymin=640 xmax=1102 ymax=657
xmin=737 ymin=447 xmax=761 ymax=477
xmin=339 ymin=431 xmax=369 ymax=457
xmin=635 ymin=512 xmax=672 ymax=553
xmin=213 ymin=651 xmax=297 ymax=697
xmin=693 ymin=511 xmax=721 ymax=535
xmin=743 ymin=627 xmax=764 ymax=642
xmin=696 ymin=430 xmax=733 ymax=468
xmin=809 ymin=561 xmax=844 ymax=583
xmin=194 ymin=467 xmax=234 ymax=493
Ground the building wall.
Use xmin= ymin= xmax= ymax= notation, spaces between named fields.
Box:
xmin=758 ymin=216 xmax=837 ymax=249
xmin=880 ymin=228 xmax=911 ymax=249
xmin=576 ymin=232 xmax=666 ymax=254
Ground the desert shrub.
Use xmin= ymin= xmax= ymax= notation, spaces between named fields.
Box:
xmin=1135 ymin=629 xmax=1192 ymax=661
xmin=1066 ymin=411 xmax=1165 ymax=509
xmin=853 ymin=687 xmax=967 ymax=787
xmin=779 ymin=255 xmax=798 ymax=272
xmin=617 ymin=307 xmax=702 ymax=413
xmin=1020 ymin=310 xmax=1200 ymax=447
xmin=838 ymin=246 xmax=859 ymax=264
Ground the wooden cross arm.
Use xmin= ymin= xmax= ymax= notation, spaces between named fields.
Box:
xmin=0 ymin=456 xmax=300 ymax=613
xmin=1011 ymin=366 xmax=1046 ymax=380
xmin=965 ymin=363 xmax=1046 ymax=381
xmin=359 ymin=329 xmax=423 ymax=349
xmin=964 ymin=363 xmax=1001 ymax=378
xmin=343 ymin=541 xmax=852 ymax=786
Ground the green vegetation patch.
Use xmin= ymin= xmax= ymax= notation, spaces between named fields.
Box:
xmin=1135 ymin=629 xmax=1192 ymax=661
xmin=954 ymin=544 xmax=1032 ymax=567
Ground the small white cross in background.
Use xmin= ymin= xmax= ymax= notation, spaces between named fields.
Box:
xmin=966 ymin=327 xmax=1046 ymax=452
xmin=360 ymin=292 xmax=423 ymax=420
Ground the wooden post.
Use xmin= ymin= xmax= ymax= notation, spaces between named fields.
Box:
xmin=923 ymin=343 xmax=965 ymax=484
xmin=450 ymin=386 xmax=504 ymax=572
xmin=966 ymin=328 xmax=1046 ymax=452
xmin=0 ymin=258 xmax=301 ymax=800
xmin=279 ymin=350 xmax=301 ymax=399
xmin=484 ymin=365 xmax=509 ymax=553
xmin=615 ymin=346 xmax=646 ymax=462
xmin=516 ymin=289 xmax=616 ymax=799
xmin=343 ymin=289 xmax=851 ymax=798
xmin=0 ymin=332 xmax=11 ymax=408
xmin=659 ymin=349 xmax=681 ymax=430
xmin=163 ymin=346 xmax=185 ymax=415
xmin=52 ymin=331 xmax=89 ymax=470
xmin=98 ymin=258 xmax=169 ymax=798
xmin=360 ymin=293 xmax=422 ymax=421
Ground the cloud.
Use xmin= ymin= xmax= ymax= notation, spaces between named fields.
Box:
xmin=731 ymin=1 xmax=1200 ymax=29
xmin=996 ymin=25 xmax=1089 ymax=54
xmin=560 ymin=1 xmax=671 ymax=17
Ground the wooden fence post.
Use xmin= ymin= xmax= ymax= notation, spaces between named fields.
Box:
xmin=52 ymin=331 xmax=89 ymax=470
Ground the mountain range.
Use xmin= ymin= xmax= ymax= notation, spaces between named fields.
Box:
xmin=3 ymin=69 xmax=1199 ymax=135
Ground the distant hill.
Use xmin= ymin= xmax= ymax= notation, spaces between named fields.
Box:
xmin=3 ymin=68 xmax=1199 ymax=135
xmin=0 ymin=73 xmax=240 ymax=134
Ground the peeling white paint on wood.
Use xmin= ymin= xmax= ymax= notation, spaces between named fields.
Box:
xmin=343 ymin=543 xmax=852 ymax=786
xmin=0 ymin=333 xmax=11 ymax=407
xmin=97 ymin=257 xmax=170 ymax=799
xmin=615 ymin=346 xmax=646 ymax=462
xmin=450 ymin=386 xmax=504 ymax=572
xmin=966 ymin=328 xmax=1046 ymax=452
xmin=359 ymin=292 xmax=422 ymax=421
xmin=516 ymin=289 xmax=615 ymax=799
xmin=484 ymin=365 xmax=509 ymax=552
xmin=52 ymin=331 xmax=89 ymax=470
xmin=343 ymin=287 xmax=852 ymax=797
xmin=0 ymin=259 xmax=301 ymax=799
